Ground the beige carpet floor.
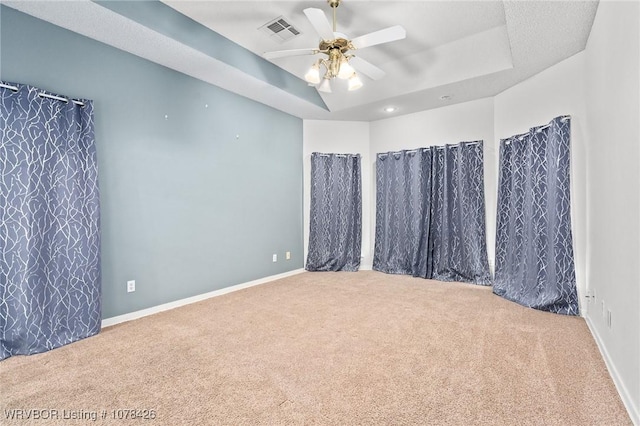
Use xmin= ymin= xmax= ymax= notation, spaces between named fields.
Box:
xmin=0 ymin=271 xmax=631 ymax=425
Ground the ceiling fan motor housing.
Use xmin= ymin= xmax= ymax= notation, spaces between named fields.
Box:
xmin=319 ymin=38 xmax=352 ymax=53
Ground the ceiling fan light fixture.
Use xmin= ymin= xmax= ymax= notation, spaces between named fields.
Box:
xmin=337 ymin=57 xmax=355 ymax=79
xmin=318 ymin=77 xmax=332 ymax=93
xmin=265 ymin=1 xmax=406 ymax=94
xmin=304 ymin=62 xmax=321 ymax=85
xmin=348 ymin=73 xmax=363 ymax=91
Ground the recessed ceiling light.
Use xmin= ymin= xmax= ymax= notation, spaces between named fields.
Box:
xmin=384 ymin=106 xmax=397 ymax=113
xmin=439 ymin=95 xmax=452 ymax=101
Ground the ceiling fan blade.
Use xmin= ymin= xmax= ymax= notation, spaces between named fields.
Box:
xmin=263 ymin=48 xmax=318 ymax=59
xmin=350 ymin=25 xmax=406 ymax=50
xmin=303 ymin=8 xmax=335 ymax=41
xmin=350 ymin=56 xmax=386 ymax=80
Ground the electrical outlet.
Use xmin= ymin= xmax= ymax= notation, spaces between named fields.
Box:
xmin=272 ymin=254 xmax=277 ymax=262
xmin=286 ymin=251 xmax=291 ymax=260
xmin=586 ymin=289 xmax=595 ymax=303
xmin=127 ymin=280 xmax=136 ymax=293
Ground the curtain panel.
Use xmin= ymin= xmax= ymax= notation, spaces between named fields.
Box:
xmin=373 ymin=142 xmax=492 ymax=285
xmin=306 ymin=153 xmax=362 ymax=272
xmin=373 ymin=149 xmax=434 ymax=277
xmin=0 ymin=82 xmax=101 ymax=360
xmin=430 ymin=143 xmax=493 ymax=284
xmin=493 ymin=116 xmax=578 ymax=315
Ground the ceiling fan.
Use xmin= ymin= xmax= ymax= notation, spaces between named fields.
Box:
xmin=263 ymin=0 xmax=406 ymax=93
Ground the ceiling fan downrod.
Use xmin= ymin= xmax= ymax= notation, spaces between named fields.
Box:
xmin=328 ymin=0 xmax=341 ymax=33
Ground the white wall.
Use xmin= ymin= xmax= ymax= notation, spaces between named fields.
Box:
xmin=370 ymin=98 xmax=497 ymax=267
xmin=494 ymin=52 xmax=588 ymax=315
xmin=583 ymin=1 xmax=640 ymax=422
xmin=303 ymin=121 xmax=372 ymax=268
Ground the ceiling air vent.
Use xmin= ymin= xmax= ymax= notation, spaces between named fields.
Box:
xmin=259 ymin=16 xmax=301 ymax=43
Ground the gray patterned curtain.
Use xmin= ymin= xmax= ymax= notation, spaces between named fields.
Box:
xmin=493 ymin=116 xmax=578 ymax=315
xmin=373 ymin=149 xmax=433 ymax=277
xmin=373 ymin=143 xmax=491 ymax=285
xmin=431 ymin=143 xmax=492 ymax=284
xmin=0 ymin=82 xmax=101 ymax=360
xmin=306 ymin=153 xmax=361 ymax=271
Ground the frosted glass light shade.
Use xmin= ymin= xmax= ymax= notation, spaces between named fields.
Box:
xmin=348 ymin=74 xmax=363 ymax=91
xmin=318 ymin=78 xmax=332 ymax=93
xmin=304 ymin=65 xmax=321 ymax=85
xmin=337 ymin=60 xmax=355 ymax=80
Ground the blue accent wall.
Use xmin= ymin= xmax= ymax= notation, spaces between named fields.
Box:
xmin=0 ymin=6 xmax=304 ymax=318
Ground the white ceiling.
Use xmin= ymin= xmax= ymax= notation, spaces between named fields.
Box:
xmin=3 ymin=0 xmax=599 ymax=121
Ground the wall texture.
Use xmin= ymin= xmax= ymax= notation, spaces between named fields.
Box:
xmin=583 ymin=1 xmax=640 ymax=421
xmin=1 ymin=7 xmax=304 ymax=319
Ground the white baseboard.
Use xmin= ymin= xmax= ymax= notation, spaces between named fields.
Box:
xmin=101 ymin=268 xmax=306 ymax=328
xmin=586 ymin=316 xmax=639 ymax=425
